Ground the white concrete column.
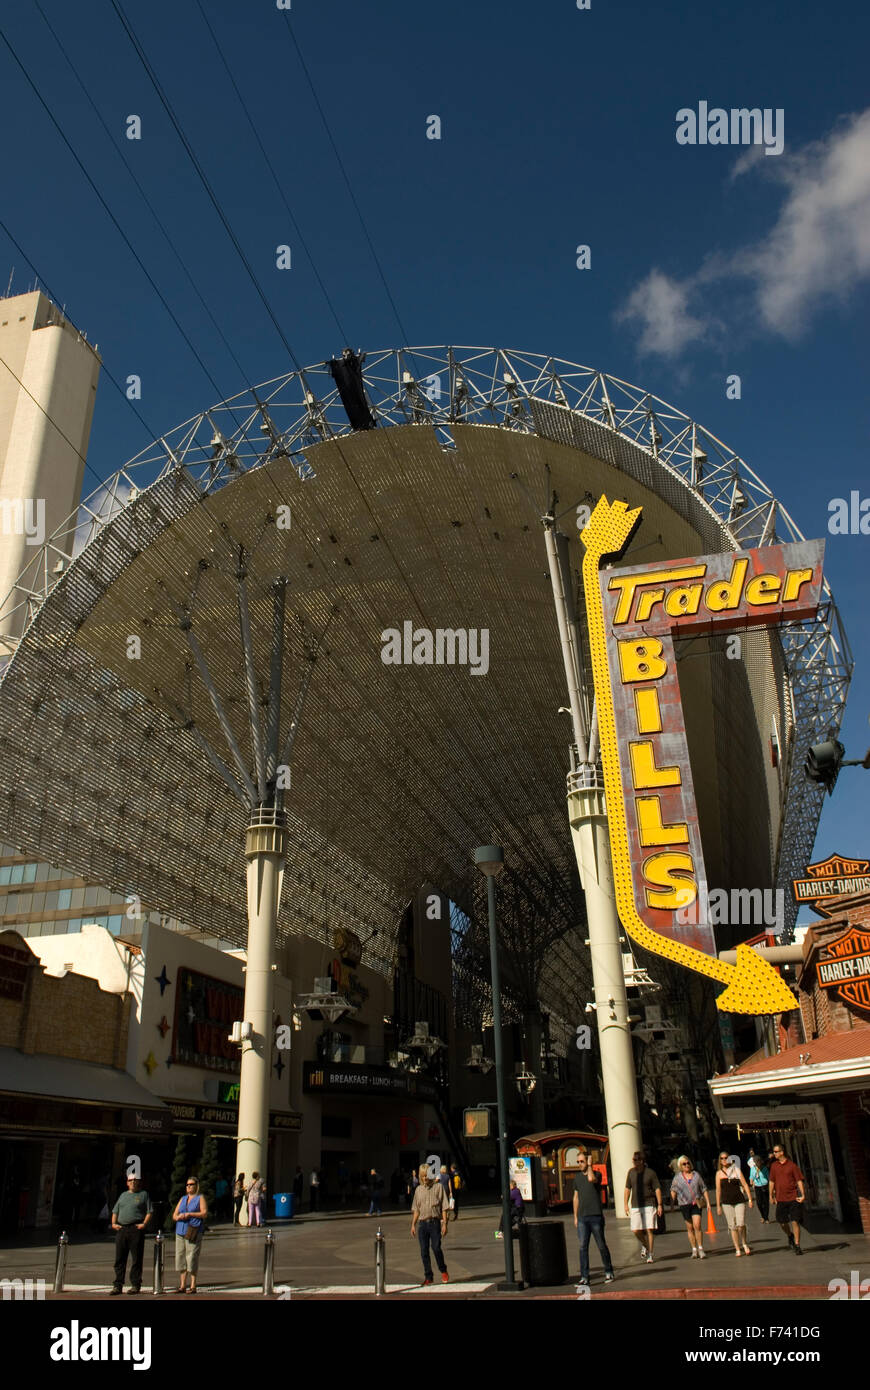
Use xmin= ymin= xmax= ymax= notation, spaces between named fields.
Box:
xmin=236 ymin=813 xmax=287 ymax=1183
xmin=569 ymin=783 xmax=642 ymax=1217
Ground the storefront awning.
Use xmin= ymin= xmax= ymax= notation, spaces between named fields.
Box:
xmin=0 ymin=1047 xmax=170 ymax=1110
xmin=709 ymin=1030 xmax=870 ymax=1103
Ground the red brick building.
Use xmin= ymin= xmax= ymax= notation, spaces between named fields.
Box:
xmin=709 ymin=886 xmax=870 ymax=1234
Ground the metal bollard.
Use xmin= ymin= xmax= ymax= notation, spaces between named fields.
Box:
xmin=262 ymin=1228 xmax=275 ymax=1296
xmin=54 ymin=1231 xmax=69 ymax=1294
xmin=374 ymin=1226 xmax=386 ymax=1296
xmin=153 ymin=1231 xmax=164 ymax=1295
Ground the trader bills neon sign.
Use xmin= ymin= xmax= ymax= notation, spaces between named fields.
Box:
xmin=581 ymin=497 xmax=824 ymax=1014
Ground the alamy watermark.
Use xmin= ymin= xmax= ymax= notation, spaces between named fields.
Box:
xmin=676 ymin=880 xmax=784 ymax=931
xmin=1 ymin=1276 xmax=45 ymax=1300
xmin=676 ymin=103 xmax=784 ymax=156
xmin=828 ymin=491 xmax=870 ymax=535
xmin=381 ymin=623 xmax=489 ymax=675
xmin=0 ymin=498 xmax=45 ymax=545
xmin=828 ymin=1271 xmax=870 ymax=1299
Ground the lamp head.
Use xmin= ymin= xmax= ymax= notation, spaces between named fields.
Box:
xmin=474 ymin=844 xmax=504 ymax=878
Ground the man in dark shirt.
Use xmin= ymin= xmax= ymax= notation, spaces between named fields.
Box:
xmin=110 ymin=1175 xmax=153 ymax=1294
xmin=769 ymin=1144 xmax=806 ymax=1254
xmin=624 ymin=1151 xmax=663 ymax=1263
xmin=573 ymin=1150 xmax=615 ymax=1285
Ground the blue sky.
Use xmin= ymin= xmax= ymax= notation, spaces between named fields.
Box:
xmin=1 ymin=0 xmax=867 ymax=908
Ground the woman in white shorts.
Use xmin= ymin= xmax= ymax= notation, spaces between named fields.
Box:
xmin=715 ymin=1152 xmax=754 ymax=1256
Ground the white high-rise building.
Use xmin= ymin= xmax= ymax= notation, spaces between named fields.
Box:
xmin=0 ymin=289 xmax=101 ymax=648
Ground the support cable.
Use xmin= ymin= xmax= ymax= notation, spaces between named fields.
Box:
xmin=0 ymin=23 xmax=247 ymax=413
xmin=109 ymin=0 xmax=306 ymax=375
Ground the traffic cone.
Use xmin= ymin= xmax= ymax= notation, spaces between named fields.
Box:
xmin=706 ymin=1206 xmax=716 ymax=1234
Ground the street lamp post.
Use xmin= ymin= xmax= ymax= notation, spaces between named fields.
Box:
xmin=474 ymin=844 xmax=523 ymax=1292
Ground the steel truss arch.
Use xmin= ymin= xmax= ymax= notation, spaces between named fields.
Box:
xmin=0 ymin=348 xmax=852 ymax=943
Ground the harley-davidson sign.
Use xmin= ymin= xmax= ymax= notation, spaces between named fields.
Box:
xmin=816 ymin=925 xmax=870 ymax=1013
xmin=792 ymin=854 xmax=870 ymax=915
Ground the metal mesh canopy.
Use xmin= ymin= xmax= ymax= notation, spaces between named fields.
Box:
xmin=0 ymin=349 xmax=852 ymax=1025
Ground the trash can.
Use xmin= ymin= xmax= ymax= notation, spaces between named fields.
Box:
xmin=273 ymin=1193 xmax=294 ymax=1219
xmin=518 ymin=1220 xmax=569 ymax=1287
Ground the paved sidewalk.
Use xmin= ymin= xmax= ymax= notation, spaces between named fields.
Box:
xmin=3 ymin=1204 xmax=866 ymax=1300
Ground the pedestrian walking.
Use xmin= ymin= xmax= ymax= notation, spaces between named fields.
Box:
xmin=246 ymin=1172 xmax=266 ymax=1227
xmin=367 ymin=1168 xmax=383 ymax=1215
xmin=715 ymin=1152 xmax=754 ymax=1256
xmin=670 ymin=1156 xmax=711 ymax=1259
xmin=293 ymin=1165 xmax=304 ymax=1210
xmin=573 ymin=1149 xmax=614 ymax=1284
xmin=624 ymin=1151 xmax=663 ymax=1263
xmin=438 ymin=1164 xmax=452 ymax=1208
xmin=449 ymin=1163 xmax=462 ymax=1220
xmin=410 ymin=1162 xmax=450 ymax=1285
xmin=232 ymin=1173 xmax=245 ymax=1225
xmin=748 ymin=1149 xmax=771 ymax=1222
xmin=172 ymin=1176 xmax=207 ymax=1294
xmin=109 ymin=1174 xmax=153 ymax=1295
xmin=769 ymin=1144 xmax=807 ymax=1255
xmin=309 ymin=1168 xmax=320 ymax=1212
xmin=496 ymin=1180 xmax=525 ymax=1238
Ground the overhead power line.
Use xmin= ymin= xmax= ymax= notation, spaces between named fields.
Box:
xmin=32 ymin=0 xmax=255 ymax=398
xmin=192 ymin=0 xmax=351 ymax=347
xmin=280 ymin=11 xmax=419 ymax=370
xmin=109 ymin=0 xmax=307 ymax=377
xmin=0 ymin=22 xmax=243 ymax=415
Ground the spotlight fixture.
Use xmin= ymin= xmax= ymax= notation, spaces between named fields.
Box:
xmin=465 ymin=1043 xmax=495 ymax=1075
xmin=294 ymin=975 xmax=357 ymax=1024
xmin=403 ymin=1020 xmax=446 ymax=1059
xmin=514 ymin=1063 xmax=537 ymax=1098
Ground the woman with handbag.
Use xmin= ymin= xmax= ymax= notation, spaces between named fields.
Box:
xmin=172 ymin=1177 xmax=208 ymax=1293
xmin=233 ymin=1173 xmax=245 ymax=1225
xmin=246 ymin=1172 xmax=266 ymax=1228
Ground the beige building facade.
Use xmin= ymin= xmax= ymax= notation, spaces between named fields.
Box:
xmin=0 ymin=289 xmax=100 ymax=648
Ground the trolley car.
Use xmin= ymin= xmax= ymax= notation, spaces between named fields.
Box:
xmin=514 ymin=1129 xmax=611 ymax=1209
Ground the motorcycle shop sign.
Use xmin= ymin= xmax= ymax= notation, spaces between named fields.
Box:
xmin=816 ymin=926 xmax=870 ymax=1014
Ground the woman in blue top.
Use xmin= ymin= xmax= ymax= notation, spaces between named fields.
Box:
xmin=172 ymin=1177 xmax=208 ymax=1294
xmin=748 ymin=1149 xmax=770 ymax=1223
xmin=670 ymin=1156 xmax=712 ymax=1259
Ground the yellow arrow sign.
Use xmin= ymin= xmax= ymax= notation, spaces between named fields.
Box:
xmin=580 ymin=497 xmax=797 ymax=1015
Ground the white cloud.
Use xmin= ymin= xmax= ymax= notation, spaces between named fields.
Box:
xmin=747 ymin=109 xmax=870 ymax=335
xmin=616 ymin=268 xmax=707 ymax=357
xmin=618 ymin=108 xmax=870 ymax=354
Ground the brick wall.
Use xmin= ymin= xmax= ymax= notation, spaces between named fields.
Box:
xmin=798 ymin=905 xmax=870 ymax=1037
xmin=0 ymin=930 xmax=129 ymax=1066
